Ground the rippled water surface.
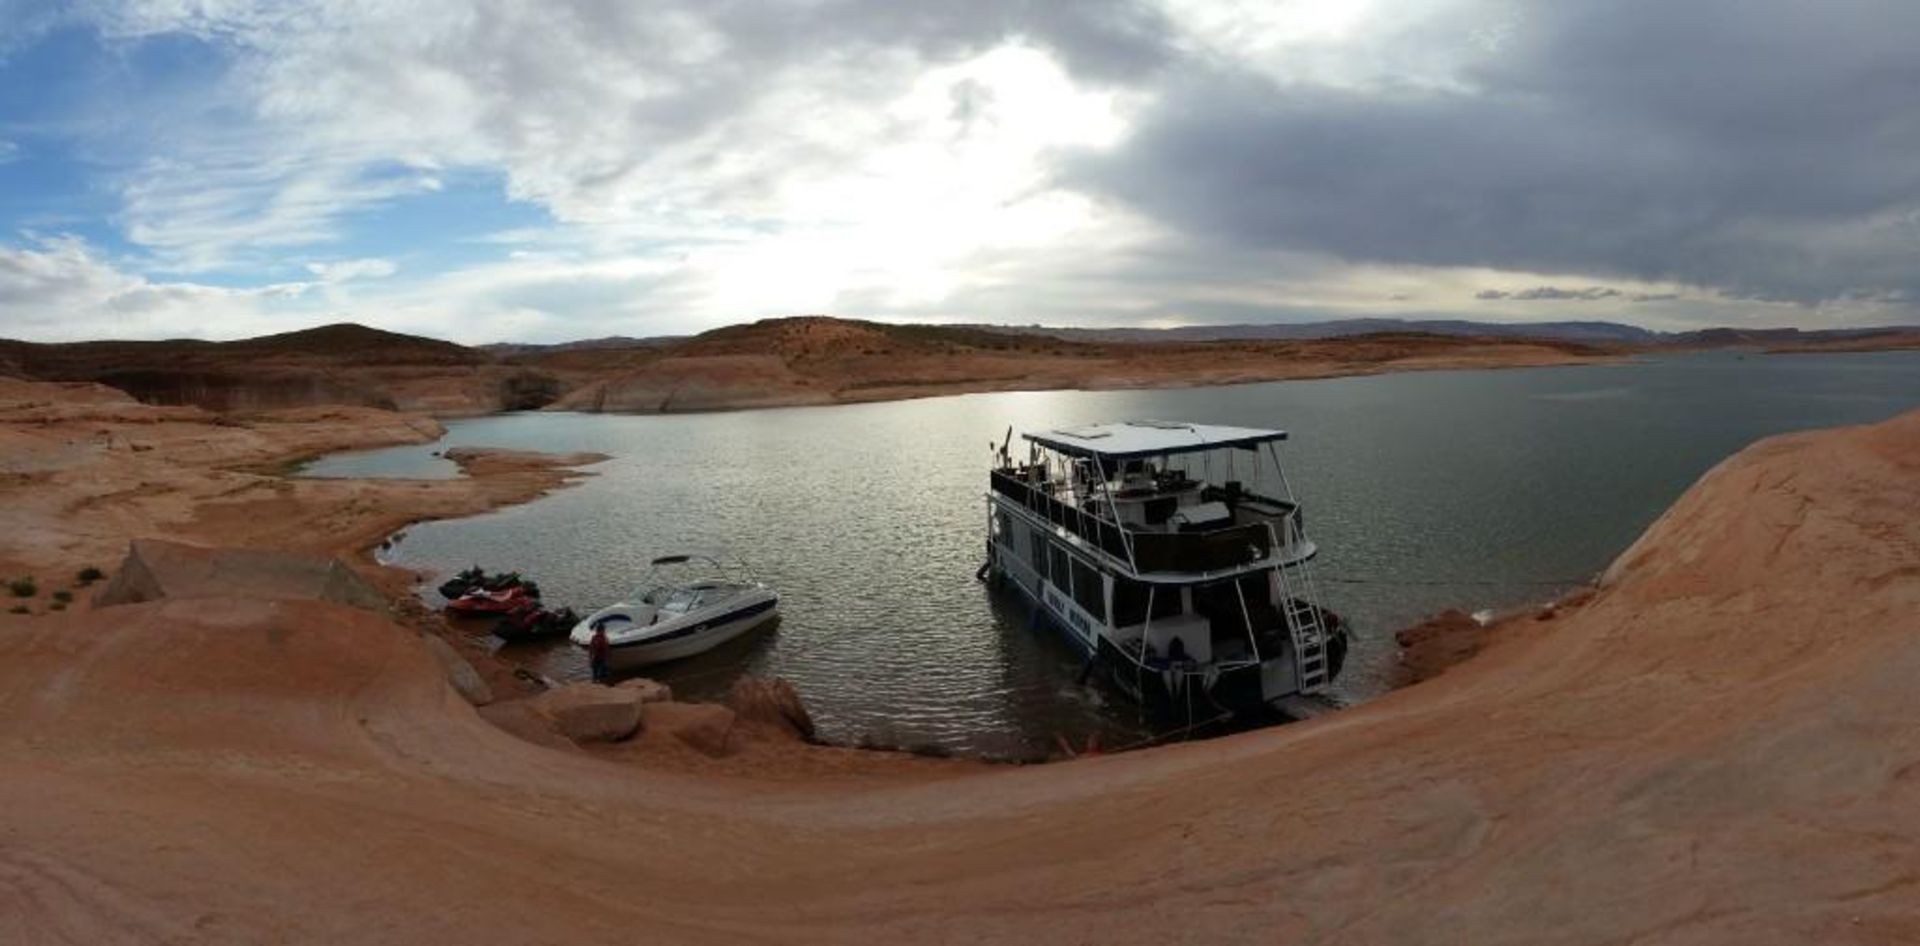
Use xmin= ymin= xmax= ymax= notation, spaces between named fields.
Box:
xmin=304 ymin=350 xmax=1920 ymax=757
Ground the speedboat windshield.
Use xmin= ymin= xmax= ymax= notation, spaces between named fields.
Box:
xmin=629 ymin=554 xmax=757 ymax=608
xmin=656 ymin=588 xmax=704 ymax=614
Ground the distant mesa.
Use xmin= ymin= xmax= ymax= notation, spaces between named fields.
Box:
xmin=3 ymin=315 xmax=1914 ymax=416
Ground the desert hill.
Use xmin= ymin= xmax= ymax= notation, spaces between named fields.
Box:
xmin=966 ymin=317 xmax=1668 ymax=345
xmin=222 ymin=322 xmax=483 ymax=363
xmin=1760 ymin=330 xmax=1920 ymax=353
xmin=0 ymin=322 xmax=543 ymax=415
xmin=20 ymin=312 xmax=1908 ymax=418
xmin=538 ymin=315 xmax=1621 ymax=412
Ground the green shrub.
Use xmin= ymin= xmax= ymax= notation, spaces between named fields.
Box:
xmin=7 ymin=605 xmax=27 ymax=615
xmin=76 ymin=566 xmax=105 ymax=585
xmin=8 ymin=577 xmax=34 ymax=598
xmin=51 ymin=590 xmax=73 ymax=604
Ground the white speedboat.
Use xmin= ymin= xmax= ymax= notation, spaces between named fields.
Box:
xmin=570 ymin=554 xmax=779 ymax=670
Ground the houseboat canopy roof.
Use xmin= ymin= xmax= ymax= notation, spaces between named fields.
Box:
xmin=1023 ymin=421 xmax=1288 ymax=460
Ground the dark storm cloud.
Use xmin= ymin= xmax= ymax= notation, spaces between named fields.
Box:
xmin=703 ymin=0 xmax=1172 ymax=83
xmin=1070 ymin=0 xmax=1920 ymax=306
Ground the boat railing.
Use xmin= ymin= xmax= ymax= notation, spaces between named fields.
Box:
xmin=990 ymin=468 xmax=1311 ymax=577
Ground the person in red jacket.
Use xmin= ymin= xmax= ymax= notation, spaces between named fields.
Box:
xmin=588 ymin=624 xmax=612 ymax=684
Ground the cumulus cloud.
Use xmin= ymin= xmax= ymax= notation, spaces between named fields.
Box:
xmin=77 ymin=1 xmax=1156 ymax=275
xmin=305 ymin=258 xmax=396 ymax=282
xmin=0 ymin=235 xmax=319 ymax=340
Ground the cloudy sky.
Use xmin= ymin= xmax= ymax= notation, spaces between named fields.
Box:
xmin=2 ymin=0 xmax=1917 ymax=342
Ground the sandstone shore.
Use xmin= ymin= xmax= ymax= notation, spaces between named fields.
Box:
xmin=2 ymin=368 xmax=1915 ymax=941
xmin=0 ymin=378 xmax=610 ymax=699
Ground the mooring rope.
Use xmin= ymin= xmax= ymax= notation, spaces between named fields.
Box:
xmin=1100 ymin=711 xmax=1237 ymax=755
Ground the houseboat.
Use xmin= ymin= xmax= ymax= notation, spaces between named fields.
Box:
xmin=985 ymin=420 xmax=1347 ymax=715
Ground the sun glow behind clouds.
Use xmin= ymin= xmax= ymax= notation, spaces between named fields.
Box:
xmin=694 ymin=43 xmax=1132 ymax=316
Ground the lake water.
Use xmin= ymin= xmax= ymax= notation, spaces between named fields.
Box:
xmin=305 ymin=350 xmax=1920 ymax=758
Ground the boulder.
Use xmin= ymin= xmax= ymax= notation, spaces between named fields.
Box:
xmin=420 ymin=633 xmax=493 ymax=706
xmin=640 ymin=702 xmax=737 ymax=758
xmin=478 ymin=699 xmax=580 ymax=752
xmin=614 ymin=677 xmax=675 ymax=705
xmin=723 ymin=675 xmax=815 ymax=742
xmin=530 ymin=683 xmax=644 ymax=743
xmin=93 ymin=538 xmax=386 ymax=612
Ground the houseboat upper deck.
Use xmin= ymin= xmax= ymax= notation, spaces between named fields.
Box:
xmin=989 ymin=421 xmax=1317 ymax=581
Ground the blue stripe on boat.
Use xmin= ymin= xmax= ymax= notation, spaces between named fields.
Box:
xmin=608 ymin=597 xmax=777 ymax=650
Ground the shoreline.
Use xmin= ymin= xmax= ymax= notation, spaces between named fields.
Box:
xmin=0 ymin=370 xmax=1588 ymax=763
xmin=0 ymin=379 xmax=614 ymax=699
xmin=543 ymin=340 xmax=1628 ymax=416
xmin=263 ymin=348 xmax=1639 ymax=460
xmin=5 ymin=369 xmax=1918 ymax=939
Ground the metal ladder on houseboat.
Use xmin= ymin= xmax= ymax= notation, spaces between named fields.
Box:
xmin=1273 ymin=561 xmax=1331 ymax=691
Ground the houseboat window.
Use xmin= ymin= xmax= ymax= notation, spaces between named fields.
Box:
xmin=1070 ymin=558 xmax=1104 ymax=621
xmin=1111 ymin=577 xmax=1181 ymax=626
xmin=1049 ymin=543 xmax=1070 ymax=590
xmin=1194 ymin=573 xmax=1277 ymax=631
xmin=1027 ymin=525 xmax=1047 ymax=576
xmin=1112 ymin=577 xmax=1147 ymax=627
xmin=1160 ymin=586 xmax=1185 ymax=620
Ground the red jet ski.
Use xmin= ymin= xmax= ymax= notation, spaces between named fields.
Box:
xmin=444 ymin=584 xmax=535 ymax=617
xmin=493 ymin=603 xmax=580 ymax=643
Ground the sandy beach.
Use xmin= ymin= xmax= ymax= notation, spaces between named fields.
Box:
xmin=2 ymin=371 xmax=1916 ymax=942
